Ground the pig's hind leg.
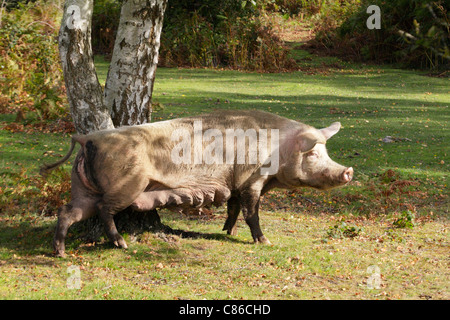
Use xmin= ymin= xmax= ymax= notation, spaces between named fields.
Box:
xmin=223 ymin=196 xmax=240 ymax=236
xmin=96 ymin=180 xmax=149 ymax=250
xmin=53 ymin=198 xmax=97 ymax=257
xmin=96 ymin=202 xmax=128 ymax=249
xmin=240 ymin=192 xmax=271 ymax=245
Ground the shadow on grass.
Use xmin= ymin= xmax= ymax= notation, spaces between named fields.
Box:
xmin=0 ymin=218 xmax=57 ymax=265
xmin=0 ymin=209 xmax=245 ymax=263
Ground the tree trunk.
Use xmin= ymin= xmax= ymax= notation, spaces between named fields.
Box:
xmin=58 ymin=0 xmax=114 ymax=134
xmin=58 ymin=0 xmax=168 ymax=240
xmin=104 ymin=0 xmax=167 ymax=127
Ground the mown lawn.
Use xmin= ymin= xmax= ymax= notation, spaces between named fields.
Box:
xmin=0 ymin=56 xmax=448 ymax=299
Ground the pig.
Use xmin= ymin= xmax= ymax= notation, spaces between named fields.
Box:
xmin=41 ymin=110 xmax=353 ymax=257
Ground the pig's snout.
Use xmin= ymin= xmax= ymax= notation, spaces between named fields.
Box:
xmin=342 ymin=167 xmax=353 ymax=183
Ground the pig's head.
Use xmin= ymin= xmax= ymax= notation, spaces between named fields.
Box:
xmin=277 ymin=122 xmax=353 ymax=190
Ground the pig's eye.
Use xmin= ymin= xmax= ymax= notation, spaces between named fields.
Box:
xmin=307 ymin=151 xmax=319 ymax=158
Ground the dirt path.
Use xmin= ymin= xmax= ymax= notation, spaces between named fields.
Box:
xmin=270 ymin=16 xmax=315 ymax=46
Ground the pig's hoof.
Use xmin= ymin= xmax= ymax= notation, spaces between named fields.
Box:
xmin=54 ymin=250 xmax=66 ymax=258
xmin=113 ymin=236 xmax=128 ymax=249
xmin=53 ymin=241 xmax=66 ymax=258
xmin=255 ymin=236 xmax=271 ymax=245
xmin=226 ymin=226 xmax=238 ymax=236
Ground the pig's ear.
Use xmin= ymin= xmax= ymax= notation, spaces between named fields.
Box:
xmin=297 ymin=132 xmax=319 ymax=153
xmin=320 ymin=122 xmax=341 ymax=140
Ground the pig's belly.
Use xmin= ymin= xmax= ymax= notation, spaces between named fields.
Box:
xmin=130 ymin=187 xmax=231 ymax=212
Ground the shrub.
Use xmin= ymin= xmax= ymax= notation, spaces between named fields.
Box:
xmin=0 ymin=168 xmax=71 ymax=217
xmin=263 ymin=0 xmax=324 ymax=17
xmin=327 ymin=221 xmax=362 ymax=239
xmin=91 ymin=0 xmax=122 ymax=58
xmin=223 ymin=16 xmax=296 ymax=71
xmin=159 ymin=1 xmax=295 ymax=71
xmin=91 ymin=0 xmax=295 ymax=71
xmin=312 ymin=0 xmax=449 ymax=69
xmin=0 ymin=0 xmax=67 ymax=120
xmin=393 ymin=210 xmax=416 ymax=229
xmin=397 ymin=2 xmax=449 ymax=69
xmin=312 ymin=0 xmax=361 ymax=41
xmin=159 ymin=10 xmax=218 ymax=68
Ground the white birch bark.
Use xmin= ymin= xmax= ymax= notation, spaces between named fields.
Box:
xmin=104 ymin=0 xmax=167 ymax=127
xmin=58 ymin=0 xmax=114 ymax=134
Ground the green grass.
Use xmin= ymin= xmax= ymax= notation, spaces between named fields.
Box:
xmin=0 ymin=54 xmax=448 ymax=299
xmin=0 ymin=211 xmax=448 ymax=299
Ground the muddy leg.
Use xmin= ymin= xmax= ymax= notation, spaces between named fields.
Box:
xmin=241 ymin=193 xmax=271 ymax=245
xmin=223 ymin=196 xmax=240 ymax=236
xmin=97 ymin=202 xmax=128 ymax=249
xmin=53 ymin=201 xmax=96 ymax=257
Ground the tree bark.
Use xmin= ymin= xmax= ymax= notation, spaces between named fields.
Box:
xmin=58 ymin=0 xmax=168 ymax=240
xmin=58 ymin=0 xmax=114 ymax=134
xmin=104 ymin=0 xmax=167 ymax=127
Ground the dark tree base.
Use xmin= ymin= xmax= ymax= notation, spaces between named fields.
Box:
xmin=70 ymin=208 xmax=205 ymax=243
xmin=71 ymin=208 xmax=169 ymax=243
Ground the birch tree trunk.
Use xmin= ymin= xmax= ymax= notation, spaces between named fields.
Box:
xmin=59 ymin=0 xmax=114 ymax=134
xmin=59 ymin=0 xmax=167 ymax=132
xmin=58 ymin=0 xmax=168 ymax=239
xmin=104 ymin=0 xmax=167 ymax=127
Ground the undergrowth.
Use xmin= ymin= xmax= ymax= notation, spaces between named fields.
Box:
xmin=1 ymin=168 xmax=70 ymax=216
xmin=0 ymin=0 xmax=67 ymax=121
xmin=308 ymin=0 xmax=449 ymax=70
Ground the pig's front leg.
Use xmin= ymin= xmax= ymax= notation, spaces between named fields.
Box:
xmin=240 ymin=191 xmax=271 ymax=245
